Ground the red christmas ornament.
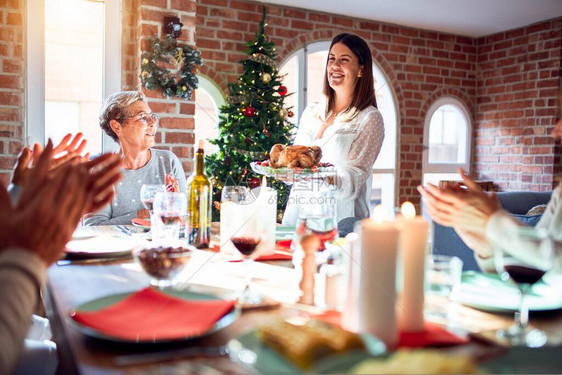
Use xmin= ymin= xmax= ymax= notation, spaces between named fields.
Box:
xmin=288 ymin=110 xmax=294 ymax=118
xmin=243 ymin=105 xmax=256 ymax=117
xmin=248 ymin=177 xmax=261 ymax=189
xmin=264 ymin=130 xmax=270 ymax=137
xmin=241 ymin=168 xmax=248 ymax=177
xmin=278 ymin=85 xmax=288 ymax=96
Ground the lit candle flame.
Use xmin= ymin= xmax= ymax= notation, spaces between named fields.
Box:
xmin=401 ymin=201 xmax=416 ymax=219
xmin=372 ymin=204 xmax=386 ymax=224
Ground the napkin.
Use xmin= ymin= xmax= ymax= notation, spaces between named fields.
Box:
xmin=311 ymin=311 xmax=467 ymax=348
xmin=71 ymin=288 xmax=235 ymax=341
xmin=132 ymin=218 xmax=151 ymax=227
xmin=397 ymin=322 xmax=469 ymax=347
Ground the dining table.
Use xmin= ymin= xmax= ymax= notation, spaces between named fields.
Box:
xmin=44 ymin=224 xmax=562 ymax=374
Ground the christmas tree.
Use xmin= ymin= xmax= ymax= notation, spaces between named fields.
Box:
xmin=205 ymin=7 xmax=295 ymax=220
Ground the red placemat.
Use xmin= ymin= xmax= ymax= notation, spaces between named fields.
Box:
xmin=71 ymin=288 xmax=235 ymax=341
xmin=311 ymin=310 xmax=467 ymax=348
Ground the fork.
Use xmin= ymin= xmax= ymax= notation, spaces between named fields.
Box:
xmin=116 ymin=225 xmax=134 ymax=236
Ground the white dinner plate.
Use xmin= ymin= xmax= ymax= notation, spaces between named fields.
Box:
xmin=453 ymin=271 xmax=562 ymax=313
xmin=65 ymin=235 xmax=140 ymax=258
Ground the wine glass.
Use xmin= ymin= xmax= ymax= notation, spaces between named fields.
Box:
xmin=231 ymin=223 xmax=266 ymax=305
xmin=140 ymin=184 xmax=166 ymax=231
xmin=493 ymin=227 xmax=554 ymax=347
xmin=153 ymin=192 xmax=186 ymax=246
xmin=292 ymin=189 xmax=338 ymax=305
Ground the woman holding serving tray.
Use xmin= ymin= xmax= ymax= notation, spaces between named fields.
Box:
xmin=85 ymin=91 xmax=187 ymax=226
xmin=280 ymin=33 xmax=385 ymax=226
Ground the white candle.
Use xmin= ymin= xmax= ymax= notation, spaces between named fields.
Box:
xmin=342 ymin=232 xmax=360 ymax=332
xmin=398 ymin=201 xmax=429 ymax=332
xmin=357 ymin=205 xmax=399 ymax=348
xmin=256 ymin=177 xmax=277 ymax=255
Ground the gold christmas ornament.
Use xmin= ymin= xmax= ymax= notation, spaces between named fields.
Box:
xmin=261 ymin=73 xmax=272 ymax=83
xmin=279 ymin=108 xmax=288 ymax=119
xmin=141 ymin=71 xmax=149 ymax=78
xmin=142 ymin=58 xmax=149 ymax=65
xmin=182 ymin=86 xmax=187 ymax=91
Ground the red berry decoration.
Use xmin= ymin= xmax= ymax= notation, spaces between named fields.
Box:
xmin=288 ymin=110 xmax=294 ymax=118
xmin=241 ymin=168 xmax=248 ymax=177
xmin=243 ymin=105 xmax=256 ymax=117
xmin=248 ymin=177 xmax=261 ymax=189
xmin=278 ymin=85 xmax=288 ymax=96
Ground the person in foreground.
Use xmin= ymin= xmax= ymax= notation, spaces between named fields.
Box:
xmin=0 ymin=141 xmax=122 ymax=375
xmin=84 ymin=91 xmax=187 ymax=226
xmin=418 ymin=115 xmax=562 ymax=273
xmin=282 ymin=33 xmax=385 ymax=225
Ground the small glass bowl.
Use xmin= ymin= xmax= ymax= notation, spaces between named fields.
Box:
xmin=134 ymin=246 xmax=192 ymax=288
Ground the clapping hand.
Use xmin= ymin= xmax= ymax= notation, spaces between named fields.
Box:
xmin=165 ymin=173 xmax=179 ymax=192
xmin=11 ymin=133 xmax=89 ymax=188
xmin=0 ymin=140 xmax=122 ymax=265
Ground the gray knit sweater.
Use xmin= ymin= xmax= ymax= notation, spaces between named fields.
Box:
xmin=84 ymin=148 xmax=187 ymax=226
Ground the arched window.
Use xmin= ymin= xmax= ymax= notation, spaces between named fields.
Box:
xmin=194 ymin=76 xmax=225 ymax=154
xmin=279 ymin=42 xmax=398 ymax=217
xmin=422 ymin=97 xmax=472 ymax=187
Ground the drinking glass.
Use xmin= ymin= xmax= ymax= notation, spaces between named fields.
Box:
xmin=493 ymin=227 xmax=553 ymax=347
xmin=220 ymin=186 xmax=249 ymax=255
xmin=152 ymin=192 xmax=186 ymax=246
xmin=221 ymin=186 xmax=248 ymax=204
xmin=140 ymin=184 xmax=166 ymax=232
xmin=292 ymin=189 xmax=337 ymax=305
xmin=231 ymin=223 xmax=265 ymax=305
xmin=426 ymin=254 xmax=463 ymax=318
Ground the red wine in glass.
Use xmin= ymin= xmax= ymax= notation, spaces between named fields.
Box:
xmin=141 ymin=199 xmax=154 ymax=212
xmin=160 ymin=214 xmax=182 ymax=226
xmin=504 ymin=265 xmax=546 ymax=285
xmin=231 ymin=236 xmax=261 ymax=257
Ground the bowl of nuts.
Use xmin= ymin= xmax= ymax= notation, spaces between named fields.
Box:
xmin=134 ymin=246 xmax=193 ymax=287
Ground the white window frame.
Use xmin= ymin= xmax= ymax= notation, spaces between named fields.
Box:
xmin=422 ymin=97 xmax=472 ymax=175
xmin=26 ymin=0 xmax=122 ymax=152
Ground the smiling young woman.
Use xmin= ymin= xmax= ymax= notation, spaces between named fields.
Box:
xmin=282 ymin=33 xmax=385 ymax=226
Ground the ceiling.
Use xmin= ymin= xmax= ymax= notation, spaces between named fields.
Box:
xmin=257 ymin=0 xmax=562 ymax=38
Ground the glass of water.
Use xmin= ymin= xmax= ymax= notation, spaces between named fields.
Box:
xmin=426 ymin=254 xmax=463 ymax=318
xmin=152 ymin=192 xmax=186 ymax=246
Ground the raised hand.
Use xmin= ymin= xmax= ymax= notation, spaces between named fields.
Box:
xmin=165 ymin=173 xmax=179 ymax=192
xmin=11 ymin=133 xmax=89 ymax=188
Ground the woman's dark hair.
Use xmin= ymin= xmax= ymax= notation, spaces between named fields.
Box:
xmin=322 ymin=33 xmax=377 ymax=119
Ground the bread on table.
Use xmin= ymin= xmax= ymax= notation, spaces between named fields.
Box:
xmin=258 ymin=318 xmax=364 ymax=370
xmin=269 ymin=144 xmax=322 ymax=168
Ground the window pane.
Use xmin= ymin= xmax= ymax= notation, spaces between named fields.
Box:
xmin=45 ymin=0 xmax=104 ymax=155
xmin=428 ymin=104 xmax=468 ymax=164
xmin=306 ymin=51 xmax=327 ymax=105
xmin=373 ymin=66 xmax=396 ymax=169
xmin=371 ymin=173 xmax=395 ymax=220
xmin=279 ymin=55 xmax=297 ymax=125
xmin=194 ymin=88 xmax=219 ymax=154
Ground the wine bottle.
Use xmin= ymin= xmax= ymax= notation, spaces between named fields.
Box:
xmin=186 ymin=140 xmax=212 ymax=248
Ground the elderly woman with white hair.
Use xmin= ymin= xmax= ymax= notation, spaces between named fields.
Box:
xmin=85 ymin=91 xmax=186 ymax=225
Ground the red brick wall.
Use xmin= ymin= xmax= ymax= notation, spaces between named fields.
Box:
xmin=0 ymin=0 xmax=24 ymax=185
xmin=474 ymin=18 xmax=562 ymax=191
xmin=136 ymin=0 xmax=198 ymax=174
xmin=196 ymin=0 xmax=477 ymax=204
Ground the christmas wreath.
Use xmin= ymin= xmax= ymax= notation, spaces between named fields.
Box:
xmin=140 ymin=35 xmax=203 ymax=100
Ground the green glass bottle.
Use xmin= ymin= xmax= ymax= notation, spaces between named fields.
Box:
xmin=186 ymin=140 xmax=212 ymax=248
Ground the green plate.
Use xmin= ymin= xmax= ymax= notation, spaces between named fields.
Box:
xmin=69 ymin=289 xmax=240 ymax=344
xmin=453 ymin=271 xmax=562 ymax=313
xmin=227 ymin=330 xmax=385 ymax=374
xmin=481 ymin=346 xmax=562 ymax=373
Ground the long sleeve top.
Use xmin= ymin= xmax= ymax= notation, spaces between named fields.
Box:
xmin=0 ymin=249 xmax=46 ymax=374
xmin=84 ymin=148 xmax=187 ymax=226
xmin=282 ymin=100 xmax=385 ymax=226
